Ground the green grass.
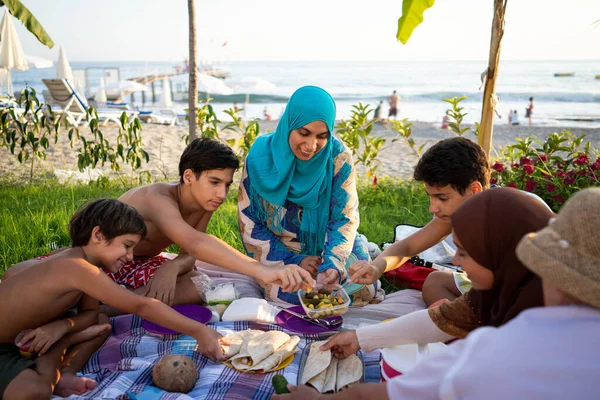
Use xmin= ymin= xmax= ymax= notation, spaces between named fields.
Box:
xmin=0 ymin=177 xmax=430 ymax=277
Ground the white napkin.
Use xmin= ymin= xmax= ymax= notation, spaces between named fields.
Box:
xmin=221 ymin=298 xmax=279 ymax=324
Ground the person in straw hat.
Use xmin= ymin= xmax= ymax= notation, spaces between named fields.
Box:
xmin=274 ymin=188 xmax=600 ymax=400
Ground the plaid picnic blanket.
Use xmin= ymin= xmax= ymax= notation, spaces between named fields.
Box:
xmin=63 ymin=314 xmax=382 ymax=399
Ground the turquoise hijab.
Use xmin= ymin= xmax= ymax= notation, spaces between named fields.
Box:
xmin=246 ymin=86 xmax=336 ymax=256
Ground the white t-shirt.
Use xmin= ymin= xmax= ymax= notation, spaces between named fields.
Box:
xmin=386 ymin=305 xmax=600 ymax=400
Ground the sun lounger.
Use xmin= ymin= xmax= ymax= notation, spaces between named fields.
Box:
xmin=42 ymin=78 xmax=137 ymax=127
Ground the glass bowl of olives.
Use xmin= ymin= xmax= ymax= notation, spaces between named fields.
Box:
xmin=297 ymin=284 xmax=350 ymax=319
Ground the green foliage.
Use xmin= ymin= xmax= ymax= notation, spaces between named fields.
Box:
xmin=184 ymin=99 xmax=220 ymax=143
xmin=336 ymin=103 xmax=388 ymax=184
xmin=443 ymin=96 xmax=471 ymax=136
xmin=396 ymin=0 xmax=435 ymax=44
xmin=390 ymin=118 xmax=423 ymax=158
xmin=1 ymin=0 xmax=54 ymax=48
xmin=491 ymin=130 xmax=599 ymax=212
xmin=76 ymin=108 xmax=149 ymax=188
xmin=222 ymin=107 xmax=260 ymax=169
xmin=0 ymin=87 xmax=61 ymax=180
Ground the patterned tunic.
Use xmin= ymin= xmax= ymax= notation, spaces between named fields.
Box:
xmin=238 ymin=138 xmax=372 ymax=304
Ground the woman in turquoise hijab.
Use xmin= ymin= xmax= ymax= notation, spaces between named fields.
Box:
xmin=238 ymin=86 xmax=384 ymax=305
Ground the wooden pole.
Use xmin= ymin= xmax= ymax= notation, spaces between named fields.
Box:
xmin=478 ymin=0 xmax=506 ymax=157
xmin=188 ymin=0 xmax=198 ymax=140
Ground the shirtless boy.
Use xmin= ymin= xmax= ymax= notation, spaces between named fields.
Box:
xmin=106 ymin=138 xmax=313 ymax=314
xmin=0 ymin=199 xmax=225 ymax=399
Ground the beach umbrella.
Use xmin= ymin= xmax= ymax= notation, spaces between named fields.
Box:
xmin=55 ymin=45 xmax=73 ymax=82
xmin=25 ymin=54 xmax=52 ymax=69
xmin=0 ymin=10 xmax=28 ymax=94
xmin=197 ymin=73 xmax=233 ymax=96
xmin=106 ymin=80 xmax=147 ymax=93
xmin=94 ymin=77 xmax=107 ymax=103
xmin=159 ymin=77 xmax=172 ymax=108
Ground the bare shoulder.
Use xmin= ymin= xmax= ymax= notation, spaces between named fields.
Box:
xmin=121 ymin=182 xmax=180 ymax=215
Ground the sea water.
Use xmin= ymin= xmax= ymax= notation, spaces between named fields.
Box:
xmin=10 ymin=60 xmax=600 ymax=128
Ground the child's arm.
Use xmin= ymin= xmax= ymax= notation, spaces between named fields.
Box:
xmin=69 ymin=260 xmax=225 ymax=360
xmin=349 ymin=218 xmax=451 ymax=285
xmin=148 ymin=195 xmax=314 ymax=292
xmin=16 ymin=294 xmax=100 ymax=356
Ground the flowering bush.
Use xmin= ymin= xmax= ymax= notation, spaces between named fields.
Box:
xmin=491 ymin=130 xmax=599 ymax=212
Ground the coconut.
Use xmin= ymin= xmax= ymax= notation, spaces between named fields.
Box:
xmin=152 ymin=355 xmax=198 ymax=393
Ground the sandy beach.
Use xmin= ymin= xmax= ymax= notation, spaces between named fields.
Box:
xmin=1 ymin=119 xmax=598 ymax=182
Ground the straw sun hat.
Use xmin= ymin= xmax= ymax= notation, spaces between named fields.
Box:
xmin=516 ymin=188 xmax=600 ymax=309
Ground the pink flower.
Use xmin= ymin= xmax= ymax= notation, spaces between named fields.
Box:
xmin=507 ymin=182 xmax=517 ymax=188
xmin=525 ymin=180 xmax=536 ymax=192
xmin=546 ymin=183 xmax=557 ymax=193
xmin=535 ymin=154 xmax=548 ymax=163
xmin=511 ymin=163 xmax=520 ymax=170
xmin=554 ymin=160 xmax=565 ymax=169
xmin=490 ymin=178 xmax=498 ymax=185
xmin=591 ymin=159 xmax=600 ymax=172
xmin=556 ymin=170 xmax=566 ymax=178
xmin=520 ymin=157 xmax=533 ymax=166
xmin=564 ymin=175 xmax=575 ymax=185
xmin=573 ymin=153 xmax=589 ymax=166
xmin=492 ymin=162 xmax=504 ymax=172
xmin=523 ymin=164 xmax=535 ymax=175
xmin=552 ymin=195 xmax=565 ymax=203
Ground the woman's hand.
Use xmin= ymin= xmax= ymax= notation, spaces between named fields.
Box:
xmin=348 ymin=260 xmax=381 ymax=285
xmin=299 ymin=256 xmax=321 ymax=276
xmin=316 ymin=268 xmax=339 ymax=286
xmin=319 ymin=330 xmax=361 ymax=359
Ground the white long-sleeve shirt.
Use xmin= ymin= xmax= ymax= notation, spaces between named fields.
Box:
xmin=386 ymin=305 xmax=600 ymax=400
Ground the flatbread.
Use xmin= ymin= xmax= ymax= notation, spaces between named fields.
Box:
xmin=221 ymin=329 xmax=263 ymax=359
xmin=335 ymin=354 xmax=362 ymax=392
xmin=228 ymin=330 xmax=264 ymax=368
xmin=307 ymin=366 xmax=328 ymax=393
xmin=322 ymin=357 xmax=338 ymax=393
xmin=247 ymin=336 xmax=300 ymax=372
xmin=300 ymin=341 xmax=331 ymax=384
xmin=247 ymin=331 xmax=290 ymax=366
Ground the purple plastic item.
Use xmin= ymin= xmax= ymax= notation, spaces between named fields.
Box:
xmin=142 ymin=304 xmax=212 ymax=335
xmin=275 ymin=306 xmax=342 ymax=334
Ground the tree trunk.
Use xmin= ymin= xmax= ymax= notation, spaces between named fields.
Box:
xmin=478 ymin=0 xmax=506 ymax=157
xmin=188 ymin=0 xmax=198 ymax=141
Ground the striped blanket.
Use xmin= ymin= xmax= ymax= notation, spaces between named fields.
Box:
xmin=64 ymin=314 xmax=382 ymax=399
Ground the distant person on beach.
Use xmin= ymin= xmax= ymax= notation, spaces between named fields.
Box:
xmin=374 ymin=100 xmax=384 ymax=121
xmin=238 ymin=86 xmax=384 ymax=306
xmin=512 ymin=110 xmax=520 ymax=125
xmin=0 ymin=199 xmax=226 ymax=398
xmin=388 ymin=90 xmax=400 ymax=119
xmin=441 ymin=110 xmax=451 ymax=129
xmin=526 ymin=96 xmax=534 ymax=126
xmin=508 ymin=109 xmax=514 ymax=126
xmin=264 ymin=106 xmax=272 ymax=121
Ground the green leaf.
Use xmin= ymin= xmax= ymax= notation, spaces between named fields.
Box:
xmin=396 ymin=0 xmax=435 ymax=44
xmin=1 ymin=0 xmax=54 ymax=48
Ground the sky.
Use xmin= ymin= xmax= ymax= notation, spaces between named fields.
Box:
xmin=10 ymin=0 xmax=600 ymax=62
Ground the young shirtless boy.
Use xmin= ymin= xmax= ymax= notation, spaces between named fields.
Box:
xmin=0 ymin=199 xmax=226 ymax=399
xmin=108 ymin=138 xmax=313 ymax=313
xmin=348 ymin=137 xmax=489 ymax=305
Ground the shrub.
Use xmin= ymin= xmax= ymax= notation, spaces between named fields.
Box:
xmin=491 ymin=130 xmax=599 ymax=211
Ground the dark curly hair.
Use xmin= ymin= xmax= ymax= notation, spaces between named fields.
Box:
xmin=69 ymin=199 xmax=147 ymax=247
xmin=413 ymin=137 xmax=490 ymax=195
xmin=179 ymin=138 xmax=239 ymax=183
